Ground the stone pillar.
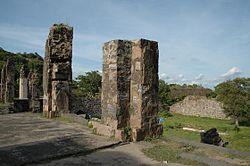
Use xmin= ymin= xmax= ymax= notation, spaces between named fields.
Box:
xmin=130 ymin=39 xmax=162 ymax=141
xmin=0 ymin=59 xmax=15 ymax=103
xmin=19 ymin=66 xmax=28 ymax=99
xmin=102 ymin=40 xmax=132 ymax=129
xmin=29 ymin=69 xmax=40 ymax=112
xmin=99 ymin=39 xmax=162 ymax=141
xmin=0 ymin=65 xmax=6 ymax=102
xmin=43 ymin=23 xmax=73 ymax=118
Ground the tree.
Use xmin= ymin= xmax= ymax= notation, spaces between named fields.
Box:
xmin=159 ymin=79 xmax=170 ymax=105
xmin=73 ymin=71 xmax=102 ymax=98
xmin=214 ymin=78 xmax=250 ymax=127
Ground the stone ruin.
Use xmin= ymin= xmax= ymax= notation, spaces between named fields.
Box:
xmin=0 ymin=59 xmax=15 ymax=103
xmin=28 ymin=69 xmax=41 ymax=112
xmin=19 ymin=66 xmax=28 ymax=99
xmin=43 ymin=24 xmax=73 ymax=118
xmin=1 ymin=23 xmax=162 ymax=141
xmin=92 ymin=39 xmax=163 ymax=141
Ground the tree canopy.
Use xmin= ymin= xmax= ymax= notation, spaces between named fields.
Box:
xmin=0 ymin=48 xmax=43 ymax=97
xmin=72 ymin=71 xmax=102 ymax=98
xmin=214 ymin=77 xmax=250 ymax=126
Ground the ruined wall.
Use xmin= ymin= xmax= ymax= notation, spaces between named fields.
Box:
xmin=43 ymin=24 xmax=73 ymax=118
xmin=0 ymin=65 xmax=6 ymax=101
xmin=99 ymin=39 xmax=162 ymax=141
xmin=71 ymin=97 xmax=101 ymax=118
xmin=0 ymin=59 xmax=15 ymax=103
xmin=170 ymin=95 xmax=227 ymax=119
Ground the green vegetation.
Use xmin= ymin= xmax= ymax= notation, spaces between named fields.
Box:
xmin=143 ymin=140 xmax=208 ymax=165
xmin=159 ymin=79 xmax=211 ymax=106
xmin=123 ymin=127 xmax=132 ymax=142
xmin=72 ymin=71 xmax=102 ymax=98
xmin=0 ymin=47 xmax=43 ymax=97
xmin=214 ymin=78 xmax=250 ymax=127
xmin=160 ymin=113 xmax=250 ymax=152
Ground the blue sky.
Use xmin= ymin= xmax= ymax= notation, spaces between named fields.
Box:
xmin=0 ymin=0 xmax=250 ymax=88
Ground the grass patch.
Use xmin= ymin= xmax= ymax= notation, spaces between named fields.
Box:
xmin=161 ymin=113 xmax=250 ymax=152
xmin=0 ymin=102 xmax=10 ymax=107
xmin=55 ymin=115 xmax=74 ymax=123
xmin=143 ymin=140 xmax=208 ymax=166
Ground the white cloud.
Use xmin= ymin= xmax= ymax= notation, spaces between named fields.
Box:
xmin=221 ymin=67 xmax=242 ymax=79
xmin=0 ymin=23 xmax=47 ymax=52
xmin=195 ymin=74 xmax=204 ymax=81
xmin=159 ymin=73 xmax=169 ymax=80
xmin=178 ymin=74 xmax=184 ymax=79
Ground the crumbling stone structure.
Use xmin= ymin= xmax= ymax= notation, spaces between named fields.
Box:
xmin=43 ymin=24 xmax=73 ymax=118
xmin=28 ymin=69 xmax=41 ymax=112
xmin=0 ymin=59 xmax=15 ymax=103
xmin=93 ymin=39 xmax=162 ymax=141
xmin=170 ymin=95 xmax=227 ymax=119
xmin=19 ymin=66 xmax=28 ymax=99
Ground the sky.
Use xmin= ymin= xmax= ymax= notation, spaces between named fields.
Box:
xmin=0 ymin=0 xmax=250 ymax=88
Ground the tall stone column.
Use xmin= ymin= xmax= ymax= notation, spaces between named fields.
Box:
xmin=2 ymin=59 xmax=15 ymax=103
xmin=43 ymin=24 xmax=73 ymax=118
xmin=0 ymin=66 xmax=6 ymax=102
xmin=102 ymin=40 xmax=132 ymax=129
xmin=130 ymin=39 xmax=162 ymax=141
xmin=19 ymin=66 xmax=28 ymax=99
xmin=99 ymin=39 xmax=162 ymax=141
xmin=29 ymin=69 xmax=40 ymax=112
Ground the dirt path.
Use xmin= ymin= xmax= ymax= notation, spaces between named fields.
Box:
xmin=1 ymin=113 xmax=249 ymax=166
xmin=0 ymin=113 xmax=166 ymax=166
xmin=32 ymin=142 xmax=167 ymax=166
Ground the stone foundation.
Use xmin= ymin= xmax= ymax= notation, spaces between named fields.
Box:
xmin=14 ymin=99 xmax=29 ymax=112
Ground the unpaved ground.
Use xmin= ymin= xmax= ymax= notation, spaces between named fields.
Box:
xmin=32 ymin=142 xmax=169 ymax=166
xmin=0 ymin=113 xmax=249 ymax=166
xmin=0 ymin=113 xmax=165 ymax=166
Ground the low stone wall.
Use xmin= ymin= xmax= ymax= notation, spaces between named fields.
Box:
xmin=170 ymin=96 xmax=227 ymax=119
xmin=71 ymin=97 xmax=101 ymax=118
xmin=14 ymin=99 xmax=29 ymax=112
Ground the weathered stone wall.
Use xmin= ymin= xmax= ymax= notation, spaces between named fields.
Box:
xmin=70 ymin=97 xmax=101 ymax=118
xmin=170 ymin=95 xmax=227 ymax=119
xmin=99 ymin=39 xmax=162 ymax=141
xmin=0 ymin=59 xmax=15 ymax=103
xmin=14 ymin=99 xmax=29 ymax=113
xmin=43 ymin=24 xmax=73 ymax=118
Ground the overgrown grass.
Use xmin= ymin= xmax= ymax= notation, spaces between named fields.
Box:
xmin=161 ymin=113 xmax=250 ymax=152
xmin=143 ymin=140 xmax=208 ymax=166
xmin=55 ymin=115 xmax=75 ymax=123
xmin=0 ymin=102 xmax=10 ymax=108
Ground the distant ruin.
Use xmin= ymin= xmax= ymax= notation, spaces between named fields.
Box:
xmin=170 ymin=95 xmax=227 ymax=119
xmin=93 ymin=39 xmax=162 ymax=141
xmin=19 ymin=66 xmax=28 ymax=99
xmin=0 ymin=59 xmax=15 ymax=103
xmin=28 ymin=69 xmax=41 ymax=112
xmin=43 ymin=24 xmax=73 ymax=118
